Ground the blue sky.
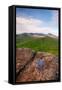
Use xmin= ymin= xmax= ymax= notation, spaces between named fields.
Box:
xmin=16 ymin=8 xmax=52 ymax=21
xmin=16 ymin=8 xmax=58 ymax=36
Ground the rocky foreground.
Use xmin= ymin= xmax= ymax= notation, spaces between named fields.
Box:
xmin=16 ymin=48 xmax=59 ymax=82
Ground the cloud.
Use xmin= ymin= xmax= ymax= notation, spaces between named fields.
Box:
xmin=16 ymin=16 xmax=42 ymax=26
xmin=16 ymin=16 xmax=43 ymax=34
xmin=16 ymin=14 xmax=58 ymax=36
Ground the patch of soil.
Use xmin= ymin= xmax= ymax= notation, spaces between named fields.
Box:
xmin=16 ymin=48 xmax=59 ymax=82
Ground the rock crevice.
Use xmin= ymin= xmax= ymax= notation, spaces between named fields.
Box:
xmin=16 ymin=48 xmax=59 ymax=82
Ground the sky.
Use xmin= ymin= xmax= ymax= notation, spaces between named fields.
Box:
xmin=16 ymin=8 xmax=59 ymax=36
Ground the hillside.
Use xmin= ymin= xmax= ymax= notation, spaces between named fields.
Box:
xmin=16 ymin=33 xmax=58 ymax=55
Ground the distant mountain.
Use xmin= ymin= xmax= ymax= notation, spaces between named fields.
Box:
xmin=16 ymin=33 xmax=58 ymax=39
xmin=17 ymin=33 xmax=47 ymax=37
xmin=47 ymin=33 xmax=58 ymax=39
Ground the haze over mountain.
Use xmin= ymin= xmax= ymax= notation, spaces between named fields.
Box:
xmin=16 ymin=32 xmax=58 ymax=39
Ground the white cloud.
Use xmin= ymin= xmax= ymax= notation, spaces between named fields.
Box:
xmin=16 ymin=16 xmax=42 ymax=26
xmin=16 ymin=15 xmax=58 ymax=36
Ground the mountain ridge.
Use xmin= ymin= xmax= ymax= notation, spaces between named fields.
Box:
xmin=16 ymin=33 xmax=58 ymax=39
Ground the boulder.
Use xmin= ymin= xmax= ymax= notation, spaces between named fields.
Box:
xmin=16 ymin=48 xmax=35 ymax=74
xmin=16 ymin=48 xmax=59 ymax=82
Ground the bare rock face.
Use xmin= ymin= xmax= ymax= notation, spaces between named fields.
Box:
xmin=16 ymin=48 xmax=35 ymax=74
xmin=16 ymin=48 xmax=59 ymax=82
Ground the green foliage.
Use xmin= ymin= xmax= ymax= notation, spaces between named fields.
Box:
xmin=16 ymin=35 xmax=58 ymax=55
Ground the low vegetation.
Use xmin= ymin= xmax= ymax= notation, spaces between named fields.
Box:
xmin=16 ymin=34 xmax=58 ymax=55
